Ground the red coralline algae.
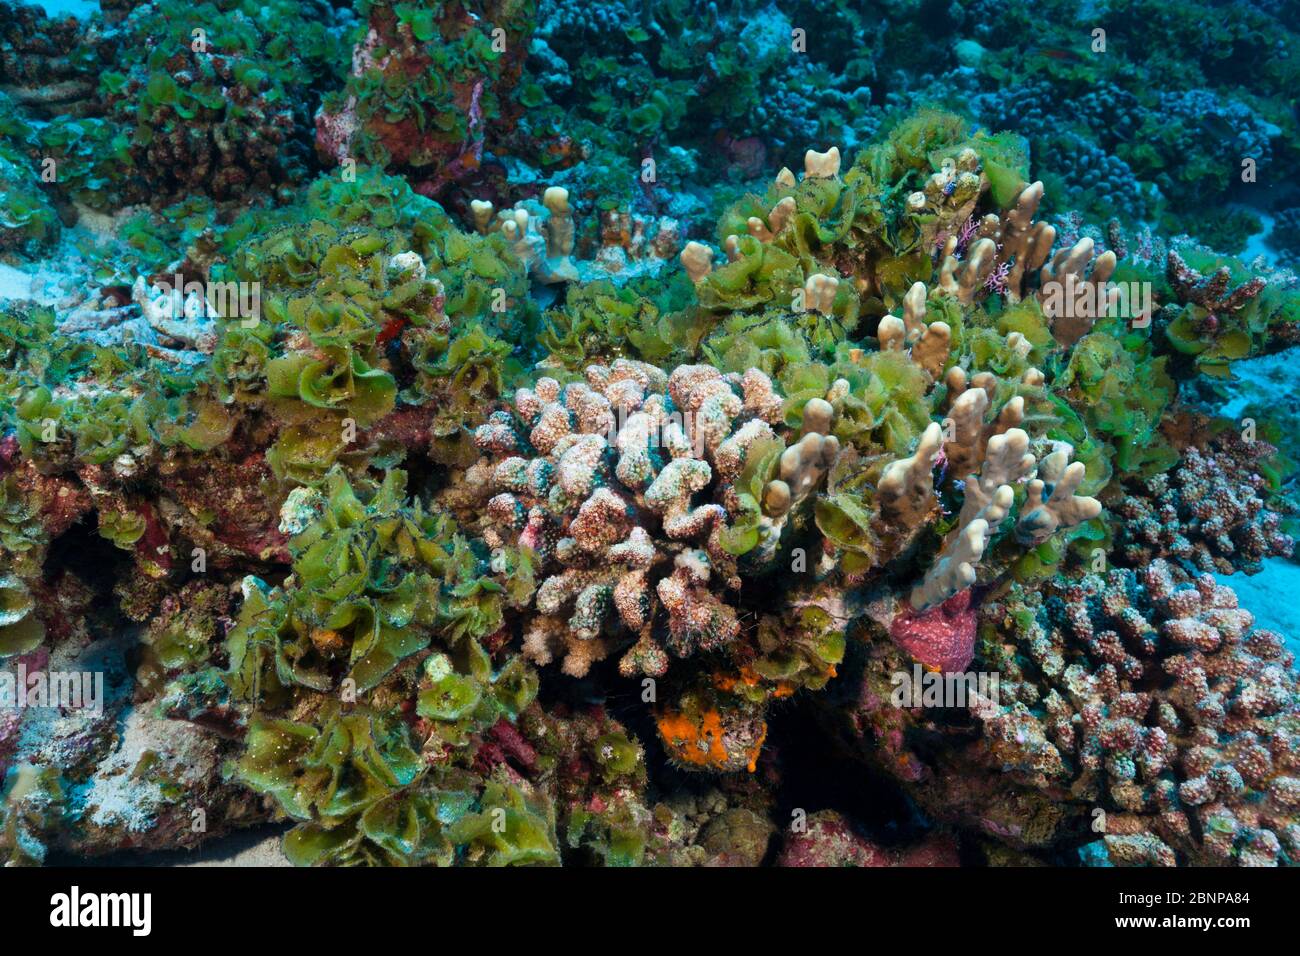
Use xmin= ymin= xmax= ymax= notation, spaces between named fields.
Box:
xmin=0 ymin=433 xmax=19 ymax=471
xmin=129 ymin=500 xmax=172 ymax=575
xmin=888 ymin=589 xmax=979 ymax=673
xmin=163 ymin=452 xmax=291 ymax=565
xmin=0 ymin=708 xmax=19 ymax=777
xmin=1 ymin=647 xmax=49 ymax=776
xmin=473 ymin=718 xmax=540 ymax=777
xmin=313 ymin=95 xmax=360 ymax=167
xmin=12 ymin=463 xmax=92 ymax=539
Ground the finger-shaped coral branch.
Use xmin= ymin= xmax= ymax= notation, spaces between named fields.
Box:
xmin=1039 ymin=236 xmax=1119 ymax=345
xmin=878 ymin=421 xmax=942 ymax=525
xmin=1016 ymin=448 xmax=1102 ymax=546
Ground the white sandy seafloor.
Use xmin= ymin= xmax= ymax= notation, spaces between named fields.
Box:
xmin=52 ymin=826 xmax=293 ymax=867
xmin=0 ymin=259 xmax=75 ymax=306
xmin=0 ymin=197 xmax=127 ymax=308
xmin=1217 ymin=561 xmax=1300 ymax=660
xmin=37 ymin=0 xmax=100 ymax=17
xmin=1239 ymin=209 xmax=1279 ymax=267
xmin=1209 ymin=345 xmax=1300 ymax=665
xmin=74 ymin=826 xmax=293 ymax=867
xmin=179 ymin=828 xmax=291 ymax=866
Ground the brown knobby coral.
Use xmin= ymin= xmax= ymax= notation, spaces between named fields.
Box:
xmin=1112 ymin=436 xmax=1294 ymax=575
xmin=473 ymin=359 xmax=801 ymax=679
xmin=980 ymin=561 xmax=1299 ymax=865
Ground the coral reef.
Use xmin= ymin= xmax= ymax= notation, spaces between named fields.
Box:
xmin=776 ymin=809 xmax=959 ymax=867
xmin=315 ymin=0 xmax=533 ymax=195
xmin=0 ymin=1 xmax=1297 ymax=871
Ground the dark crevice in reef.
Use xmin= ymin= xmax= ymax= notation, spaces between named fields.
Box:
xmin=40 ymin=513 xmax=138 ymax=643
xmin=763 ymin=698 xmax=924 ymax=850
xmin=43 ymin=513 xmax=131 ymax=600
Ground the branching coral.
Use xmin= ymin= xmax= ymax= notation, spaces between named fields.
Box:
xmin=984 ymin=562 xmax=1300 ymax=866
xmin=821 ymin=559 xmax=1299 ymax=867
xmin=470 ymin=186 xmax=682 ymax=286
xmin=1113 ymin=435 xmax=1295 ymax=575
xmin=472 ymin=359 xmax=855 ymax=769
xmin=474 ymin=360 xmax=787 ymax=679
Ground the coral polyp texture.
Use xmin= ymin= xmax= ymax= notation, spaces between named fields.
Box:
xmin=0 ymin=0 xmax=1298 ymax=870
